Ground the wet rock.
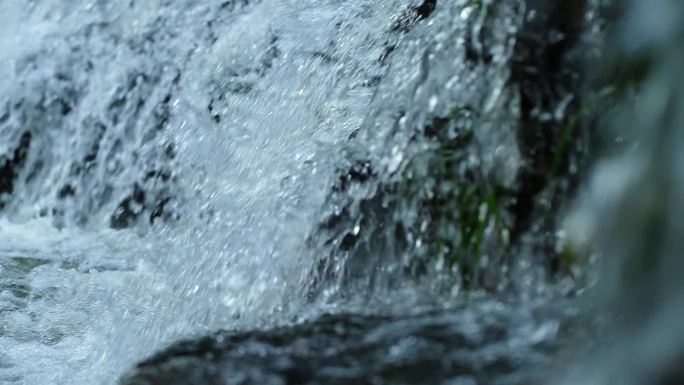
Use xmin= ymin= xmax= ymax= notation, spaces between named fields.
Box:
xmin=508 ymin=0 xmax=594 ymax=255
xmin=389 ymin=0 xmax=437 ymax=33
xmin=122 ymin=303 xmax=577 ymax=385
xmin=0 ymin=131 xmax=32 ymax=209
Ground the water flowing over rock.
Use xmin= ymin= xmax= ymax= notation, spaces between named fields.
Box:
xmin=0 ymin=0 xmax=682 ymax=384
xmin=307 ymin=0 xmax=608 ymax=302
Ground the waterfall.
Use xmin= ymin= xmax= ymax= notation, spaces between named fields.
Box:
xmin=2 ymin=0 xmax=682 ymax=384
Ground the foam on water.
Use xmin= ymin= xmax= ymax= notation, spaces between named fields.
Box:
xmin=0 ymin=220 xmax=160 ymax=383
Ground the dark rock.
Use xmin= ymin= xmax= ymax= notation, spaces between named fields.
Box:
xmin=122 ymin=304 xmax=576 ymax=385
xmin=509 ymin=0 xmax=589 ymax=241
xmin=0 ymin=131 xmax=32 ymax=208
xmin=389 ymin=0 xmax=437 ymax=33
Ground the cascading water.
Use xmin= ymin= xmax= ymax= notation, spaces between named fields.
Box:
xmin=1 ymin=0 xmax=682 ymax=384
xmin=0 ymin=0 xmax=394 ymax=382
xmin=0 ymin=0 xmax=412 ymax=381
xmin=0 ymin=1 xmax=491 ymax=383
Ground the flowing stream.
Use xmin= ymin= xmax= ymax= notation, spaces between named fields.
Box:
xmin=1 ymin=1 xmax=682 ymax=384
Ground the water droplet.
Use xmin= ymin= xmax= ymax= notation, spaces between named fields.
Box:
xmin=428 ymin=95 xmax=439 ymax=112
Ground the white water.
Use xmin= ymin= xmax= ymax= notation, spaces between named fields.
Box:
xmin=0 ymin=0 xmax=438 ymax=383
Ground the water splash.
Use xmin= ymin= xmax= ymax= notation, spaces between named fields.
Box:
xmin=0 ymin=0 xmax=447 ymax=383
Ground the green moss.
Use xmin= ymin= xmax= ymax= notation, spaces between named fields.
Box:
xmin=393 ymin=104 xmax=513 ymax=287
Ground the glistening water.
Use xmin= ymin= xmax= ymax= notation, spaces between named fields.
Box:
xmin=1 ymin=0 xmax=682 ymax=384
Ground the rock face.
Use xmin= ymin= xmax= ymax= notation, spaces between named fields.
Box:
xmin=121 ymin=301 xmax=579 ymax=385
